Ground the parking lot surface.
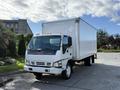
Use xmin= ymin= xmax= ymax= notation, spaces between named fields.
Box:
xmin=1 ymin=53 xmax=120 ymax=90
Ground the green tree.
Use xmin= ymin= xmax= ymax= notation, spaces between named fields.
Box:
xmin=18 ymin=35 xmax=26 ymax=57
xmin=108 ymin=35 xmax=115 ymax=49
xmin=97 ymin=29 xmax=109 ymax=49
xmin=8 ymin=40 xmax=16 ymax=57
xmin=0 ymin=23 xmax=16 ymax=57
xmin=114 ymin=34 xmax=120 ymax=49
xmin=25 ymin=34 xmax=33 ymax=45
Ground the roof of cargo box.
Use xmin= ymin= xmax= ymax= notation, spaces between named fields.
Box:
xmin=42 ymin=17 xmax=97 ymax=30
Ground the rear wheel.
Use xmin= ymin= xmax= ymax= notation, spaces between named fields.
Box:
xmin=92 ymin=55 xmax=95 ymax=63
xmin=62 ymin=63 xmax=72 ymax=80
xmin=33 ymin=72 xmax=42 ymax=80
xmin=84 ymin=56 xmax=92 ymax=66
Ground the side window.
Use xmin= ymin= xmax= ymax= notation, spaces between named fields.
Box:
xmin=62 ymin=36 xmax=68 ymax=54
xmin=63 ymin=36 xmax=72 ymax=47
xmin=63 ymin=36 xmax=68 ymax=46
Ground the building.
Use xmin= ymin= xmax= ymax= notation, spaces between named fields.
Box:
xmin=0 ymin=19 xmax=33 ymax=35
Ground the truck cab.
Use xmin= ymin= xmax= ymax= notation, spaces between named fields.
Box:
xmin=24 ymin=35 xmax=73 ymax=79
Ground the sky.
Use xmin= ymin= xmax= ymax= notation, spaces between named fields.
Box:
xmin=0 ymin=0 xmax=120 ymax=35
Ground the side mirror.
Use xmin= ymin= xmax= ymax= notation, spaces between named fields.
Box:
xmin=62 ymin=44 xmax=66 ymax=54
xmin=68 ymin=37 xmax=72 ymax=47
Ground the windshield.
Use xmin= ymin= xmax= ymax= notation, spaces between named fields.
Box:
xmin=28 ymin=36 xmax=61 ymax=51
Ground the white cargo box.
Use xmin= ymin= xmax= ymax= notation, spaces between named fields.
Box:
xmin=42 ymin=18 xmax=97 ymax=60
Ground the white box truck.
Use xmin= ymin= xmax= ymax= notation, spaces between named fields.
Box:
xmin=24 ymin=18 xmax=97 ymax=79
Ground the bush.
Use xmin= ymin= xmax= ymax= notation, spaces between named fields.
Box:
xmin=16 ymin=61 xmax=24 ymax=69
xmin=18 ymin=35 xmax=26 ymax=56
xmin=0 ymin=61 xmax=5 ymax=66
xmin=0 ymin=48 xmax=7 ymax=57
xmin=8 ymin=40 xmax=16 ymax=57
xmin=97 ymin=49 xmax=103 ymax=52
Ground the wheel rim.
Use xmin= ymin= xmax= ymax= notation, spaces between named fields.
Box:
xmin=66 ymin=65 xmax=71 ymax=77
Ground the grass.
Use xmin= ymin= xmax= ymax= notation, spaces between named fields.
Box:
xmin=97 ymin=49 xmax=120 ymax=52
xmin=0 ymin=64 xmax=19 ymax=73
xmin=0 ymin=57 xmax=25 ymax=73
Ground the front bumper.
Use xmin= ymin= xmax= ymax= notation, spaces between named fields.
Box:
xmin=24 ymin=65 xmax=63 ymax=75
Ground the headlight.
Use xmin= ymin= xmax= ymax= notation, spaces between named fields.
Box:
xmin=26 ymin=60 xmax=30 ymax=65
xmin=53 ymin=60 xmax=62 ymax=68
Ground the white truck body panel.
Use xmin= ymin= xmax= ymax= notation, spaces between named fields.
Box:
xmin=42 ymin=18 xmax=97 ymax=60
xmin=79 ymin=20 xmax=97 ymax=60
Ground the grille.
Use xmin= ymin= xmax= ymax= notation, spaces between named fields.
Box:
xmin=31 ymin=61 xmax=35 ymax=65
xmin=47 ymin=62 xmax=51 ymax=66
xmin=36 ymin=62 xmax=45 ymax=66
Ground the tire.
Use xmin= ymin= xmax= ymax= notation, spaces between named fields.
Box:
xmin=84 ymin=57 xmax=92 ymax=66
xmin=61 ymin=63 xmax=72 ymax=80
xmin=69 ymin=60 xmax=74 ymax=73
xmin=92 ymin=55 xmax=95 ymax=63
xmin=33 ymin=72 xmax=42 ymax=80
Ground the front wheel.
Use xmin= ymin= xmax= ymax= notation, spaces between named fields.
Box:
xmin=61 ymin=63 xmax=72 ymax=80
xmin=33 ymin=72 xmax=42 ymax=80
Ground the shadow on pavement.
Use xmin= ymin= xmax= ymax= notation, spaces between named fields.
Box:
xmin=1 ymin=63 xmax=120 ymax=90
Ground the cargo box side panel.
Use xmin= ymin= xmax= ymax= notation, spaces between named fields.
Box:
xmin=42 ymin=20 xmax=78 ymax=59
xmin=79 ymin=20 xmax=97 ymax=60
xmin=42 ymin=20 xmax=75 ymax=36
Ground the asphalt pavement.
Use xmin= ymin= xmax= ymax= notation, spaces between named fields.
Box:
xmin=0 ymin=53 xmax=120 ymax=90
